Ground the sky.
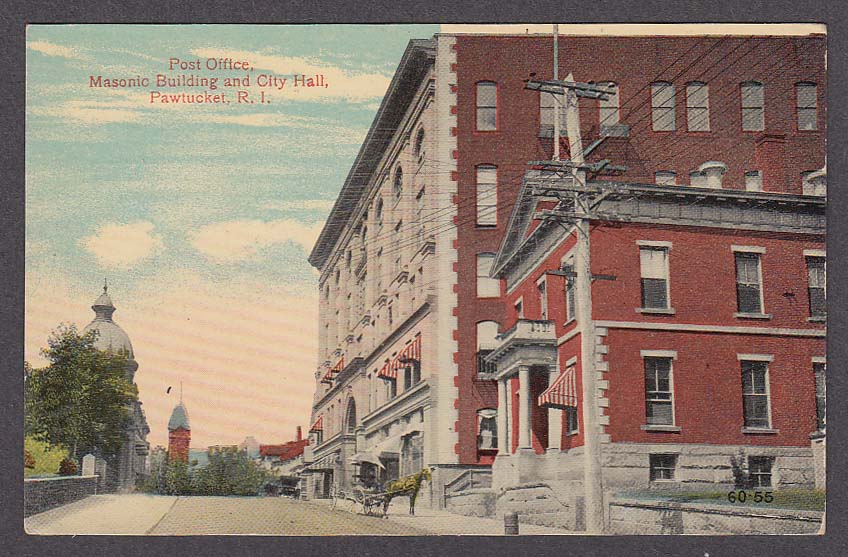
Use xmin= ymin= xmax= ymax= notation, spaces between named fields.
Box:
xmin=25 ymin=24 xmax=439 ymax=449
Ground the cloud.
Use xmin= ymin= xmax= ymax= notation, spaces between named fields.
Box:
xmin=79 ymin=221 xmax=164 ymax=268
xmin=260 ymin=199 xmax=335 ymax=212
xmin=189 ymin=219 xmax=323 ymax=263
xmin=190 ymin=47 xmax=392 ymax=102
xmin=27 ymin=40 xmax=86 ymax=60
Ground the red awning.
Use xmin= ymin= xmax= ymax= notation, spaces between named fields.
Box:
xmin=378 ymin=334 xmax=421 ymax=380
xmin=538 ymin=367 xmax=578 ymax=409
xmin=321 ymin=356 xmax=345 ymax=384
xmin=309 ymin=416 xmax=323 ymax=432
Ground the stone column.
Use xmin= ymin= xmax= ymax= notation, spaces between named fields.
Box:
xmin=518 ymin=365 xmax=531 ymax=450
xmin=547 ymin=366 xmax=562 ymax=452
xmin=497 ymin=378 xmax=509 ymax=455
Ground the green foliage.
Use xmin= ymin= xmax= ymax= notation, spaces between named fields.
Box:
xmin=164 ymin=459 xmax=192 ymax=495
xmin=24 ymin=436 xmax=69 ymax=478
xmin=140 ymin=449 xmax=271 ymax=496
xmin=192 ymin=448 xmax=270 ymax=496
xmin=25 ymin=324 xmax=137 ymax=460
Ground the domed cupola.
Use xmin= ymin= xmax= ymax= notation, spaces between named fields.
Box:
xmin=83 ymin=281 xmax=137 ymax=370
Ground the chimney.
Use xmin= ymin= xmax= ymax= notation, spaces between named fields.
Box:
xmin=754 ymin=133 xmax=789 ymax=193
xmin=697 ymin=161 xmax=728 ymax=189
xmin=296 ymin=426 xmax=302 ymax=442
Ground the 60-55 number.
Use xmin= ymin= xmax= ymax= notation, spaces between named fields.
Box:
xmin=727 ymin=490 xmax=773 ymax=503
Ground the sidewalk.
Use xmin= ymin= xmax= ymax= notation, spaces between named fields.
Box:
xmin=311 ymin=497 xmax=577 ymax=536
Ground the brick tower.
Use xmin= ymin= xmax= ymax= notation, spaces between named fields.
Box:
xmin=167 ymin=390 xmax=190 ymax=463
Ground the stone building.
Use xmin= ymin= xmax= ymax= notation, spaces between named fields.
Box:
xmin=82 ymin=284 xmax=150 ymax=491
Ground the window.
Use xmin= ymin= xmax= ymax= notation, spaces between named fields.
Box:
xmin=686 ymin=82 xmax=709 ymax=131
xmin=476 ymin=165 xmax=498 ymax=226
xmin=640 ymin=246 xmax=670 ymax=309
xmin=477 ymin=409 xmax=498 ymax=450
xmin=735 ymin=252 xmax=764 ymax=314
xmin=403 ymin=360 xmax=421 ymax=390
xmin=645 ymin=357 xmax=674 ymax=425
xmin=599 ymin=82 xmax=620 ymax=127
xmin=401 ymin=433 xmax=424 ymax=476
xmin=796 ymin=82 xmax=818 ymax=130
xmin=741 ymin=360 xmax=771 ymax=428
xmin=538 ymin=277 xmax=548 ymax=320
xmin=376 ymin=198 xmax=384 ymax=226
xmin=748 ymin=456 xmax=774 ymax=487
xmin=413 ymin=128 xmax=425 ymax=161
xmin=539 ymin=92 xmax=566 ymax=135
xmin=563 ymin=257 xmax=576 ymax=322
xmin=387 ymin=377 xmax=397 ymax=400
xmin=741 ymin=81 xmax=764 ymax=131
xmin=476 ymin=81 xmax=498 ymax=131
xmin=651 ymin=82 xmax=675 ymax=131
xmin=655 ymin=171 xmax=676 ymax=186
xmin=477 ymin=253 xmax=500 ymax=297
xmin=476 ymin=321 xmax=499 ymax=377
xmin=814 ymin=361 xmax=826 ymax=431
xmin=806 ymin=256 xmax=826 ymax=318
xmin=649 ymin=454 xmax=677 ymax=481
xmin=745 ymin=170 xmax=763 ymax=192
xmin=689 ymin=171 xmax=708 ymax=188
xmin=393 ymin=167 xmax=403 ymax=198
xmin=387 ymin=303 xmax=393 ymax=326
xmin=514 ymin=299 xmax=524 ymax=319
xmin=565 ymin=406 xmax=579 ymax=435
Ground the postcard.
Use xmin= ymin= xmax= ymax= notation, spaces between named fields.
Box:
xmin=24 ymin=23 xmax=826 ymax=536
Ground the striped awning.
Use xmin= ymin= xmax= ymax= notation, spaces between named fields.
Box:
xmin=309 ymin=416 xmax=323 ymax=432
xmin=378 ymin=334 xmax=421 ymax=380
xmin=321 ymin=357 xmax=345 ymax=384
xmin=305 ymin=452 xmax=338 ymax=471
xmin=538 ymin=367 xmax=578 ymax=409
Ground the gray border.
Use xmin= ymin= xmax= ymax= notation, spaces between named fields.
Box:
xmin=3 ymin=1 xmax=846 ymax=555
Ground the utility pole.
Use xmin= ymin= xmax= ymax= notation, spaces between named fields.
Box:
xmin=523 ymin=42 xmax=619 ymax=532
xmin=553 ymin=24 xmax=560 ymax=162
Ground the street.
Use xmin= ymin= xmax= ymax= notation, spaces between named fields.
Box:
xmin=25 ymin=494 xmax=574 ymax=536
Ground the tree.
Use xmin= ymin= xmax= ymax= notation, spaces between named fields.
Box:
xmin=164 ymin=459 xmax=192 ymax=495
xmin=192 ymin=448 xmax=269 ymax=496
xmin=25 ymin=324 xmax=137 ymax=461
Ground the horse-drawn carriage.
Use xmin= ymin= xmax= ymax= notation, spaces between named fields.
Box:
xmin=331 ymin=468 xmax=431 ymax=518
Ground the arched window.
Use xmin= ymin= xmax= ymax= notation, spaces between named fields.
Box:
xmin=413 ymin=128 xmax=425 ymax=161
xmin=476 ymin=321 xmax=499 ymax=377
xmin=477 ymin=408 xmax=498 ymax=450
xmin=375 ymin=197 xmax=384 ymax=226
xmin=393 ymin=167 xmax=403 ymax=198
xmin=651 ymin=82 xmax=675 ymax=131
xmin=741 ymin=81 xmax=764 ymax=131
xmin=796 ymin=82 xmax=818 ymax=130
xmin=686 ymin=81 xmax=709 ymax=131
xmin=345 ymin=399 xmax=357 ymax=434
xmin=599 ymin=81 xmax=620 ymax=127
xmin=476 ymin=81 xmax=498 ymax=131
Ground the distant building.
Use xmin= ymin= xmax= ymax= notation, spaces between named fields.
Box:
xmin=259 ymin=427 xmax=309 ymax=478
xmin=83 ymin=284 xmax=149 ymax=491
xmin=167 ymin=399 xmax=191 ymax=463
xmin=239 ymin=436 xmax=261 ymax=459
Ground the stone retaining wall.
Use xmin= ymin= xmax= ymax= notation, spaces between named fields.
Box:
xmin=607 ymin=498 xmax=823 ymax=535
xmin=25 ymin=475 xmax=99 ymax=517
xmin=445 ymin=488 xmax=496 ymax=517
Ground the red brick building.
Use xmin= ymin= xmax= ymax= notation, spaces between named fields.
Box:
xmin=167 ymin=402 xmax=191 ymax=463
xmin=307 ymin=30 xmax=825 ymax=516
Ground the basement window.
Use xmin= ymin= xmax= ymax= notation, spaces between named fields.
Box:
xmin=649 ymin=453 xmax=677 ymax=481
